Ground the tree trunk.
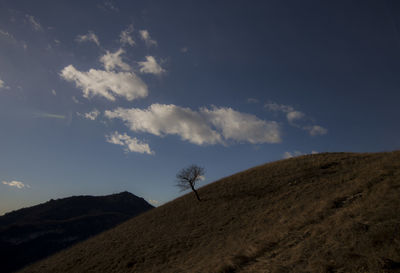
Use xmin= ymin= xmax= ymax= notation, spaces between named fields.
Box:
xmin=190 ymin=184 xmax=201 ymax=201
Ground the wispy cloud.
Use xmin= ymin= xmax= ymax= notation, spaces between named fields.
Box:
xmin=60 ymin=65 xmax=148 ymax=102
xmin=51 ymin=89 xmax=57 ymax=96
xmin=246 ymin=98 xmax=259 ymax=104
xmin=0 ymin=79 xmax=5 ymax=89
xmin=148 ymin=199 xmax=159 ymax=206
xmin=105 ymin=104 xmax=281 ymax=146
xmin=25 ymin=15 xmax=43 ymax=31
xmin=76 ymin=31 xmax=100 ymax=46
xmin=283 ymin=150 xmax=319 ymax=159
xmin=106 ymin=131 xmax=154 ymax=155
xmin=34 ymin=112 xmax=66 ymax=119
xmin=2 ymin=180 xmax=30 ymax=189
xmin=306 ymin=125 xmax=328 ymax=136
xmin=71 ymin=96 xmax=81 ymax=104
xmin=139 ymin=30 xmax=157 ymax=47
xmin=120 ymin=25 xmax=135 ymax=47
xmin=78 ymin=109 xmax=100 ymax=120
xmin=265 ymin=101 xmax=327 ymax=136
xmin=138 ymin=56 xmax=165 ymax=75
xmin=101 ymin=0 xmax=119 ymax=12
xmin=0 ymin=29 xmax=17 ymax=43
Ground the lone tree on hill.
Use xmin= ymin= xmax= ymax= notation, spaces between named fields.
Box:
xmin=176 ymin=164 xmax=204 ymax=201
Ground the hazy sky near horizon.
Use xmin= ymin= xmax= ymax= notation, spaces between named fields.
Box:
xmin=1 ymin=0 xmax=400 ymax=215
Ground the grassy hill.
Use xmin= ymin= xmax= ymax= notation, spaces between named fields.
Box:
xmin=0 ymin=192 xmax=153 ymax=273
xmin=20 ymin=151 xmax=400 ymax=273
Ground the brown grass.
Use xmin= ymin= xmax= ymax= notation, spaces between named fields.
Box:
xmin=19 ymin=151 xmax=400 ymax=273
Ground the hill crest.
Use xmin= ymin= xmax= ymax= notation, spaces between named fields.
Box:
xmin=19 ymin=151 xmax=400 ymax=273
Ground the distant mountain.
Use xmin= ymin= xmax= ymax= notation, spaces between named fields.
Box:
xmin=0 ymin=191 xmax=153 ymax=273
xmin=18 ymin=151 xmax=400 ymax=273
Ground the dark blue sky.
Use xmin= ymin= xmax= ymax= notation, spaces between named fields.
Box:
xmin=1 ymin=0 xmax=399 ymax=214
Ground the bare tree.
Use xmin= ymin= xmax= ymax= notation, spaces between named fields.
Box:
xmin=176 ymin=164 xmax=204 ymax=201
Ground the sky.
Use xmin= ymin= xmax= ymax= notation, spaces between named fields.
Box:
xmin=1 ymin=0 xmax=400 ymax=215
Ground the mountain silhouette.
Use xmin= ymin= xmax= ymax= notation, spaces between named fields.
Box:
xmin=0 ymin=191 xmax=153 ymax=273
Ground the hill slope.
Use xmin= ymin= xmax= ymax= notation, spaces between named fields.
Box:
xmin=20 ymin=152 xmax=400 ymax=273
xmin=0 ymin=191 xmax=153 ymax=273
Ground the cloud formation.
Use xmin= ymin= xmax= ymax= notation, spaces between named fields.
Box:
xmin=0 ymin=79 xmax=4 ymax=89
xmin=79 ymin=109 xmax=100 ymax=120
xmin=2 ymin=180 xmax=30 ymax=189
xmin=139 ymin=30 xmax=157 ymax=47
xmin=120 ymin=25 xmax=135 ymax=47
xmin=202 ymin=107 xmax=281 ymax=144
xmin=265 ymin=101 xmax=327 ymax=136
xmin=60 ymin=65 xmax=148 ymax=101
xmin=105 ymin=104 xmax=222 ymax=145
xmin=25 ymin=15 xmax=42 ymax=31
xmin=76 ymin=31 xmax=100 ymax=46
xmin=105 ymin=104 xmax=281 ymax=146
xmin=106 ymin=131 xmax=154 ymax=154
xmin=100 ymin=49 xmax=131 ymax=71
xmin=51 ymin=89 xmax=57 ymax=95
xmin=138 ymin=56 xmax=165 ymax=75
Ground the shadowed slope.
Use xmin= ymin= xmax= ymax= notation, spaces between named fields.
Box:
xmin=20 ymin=151 xmax=400 ymax=273
xmin=0 ymin=192 xmax=153 ymax=273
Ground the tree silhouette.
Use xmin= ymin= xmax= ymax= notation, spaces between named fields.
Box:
xmin=176 ymin=164 xmax=204 ymax=201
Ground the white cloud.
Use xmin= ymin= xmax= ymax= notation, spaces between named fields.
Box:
xmin=265 ymin=101 xmax=327 ymax=136
xmin=265 ymin=102 xmax=305 ymax=124
xmin=138 ymin=56 xmax=165 ymax=75
xmin=76 ymin=31 xmax=100 ymax=46
xmin=60 ymin=65 xmax=148 ymax=101
xmin=105 ymin=104 xmax=281 ymax=146
xmin=120 ymin=25 xmax=135 ymax=47
xmin=79 ymin=109 xmax=100 ymax=120
xmin=105 ymin=104 xmax=222 ymax=145
xmin=51 ymin=89 xmax=56 ymax=95
xmin=2 ymin=180 xmax=30 ymax=189
xmin=306 ymin=125 xmax=328 ymax=136
xmin=283 ymin=151 xmax=303 ymax=159
xmin=25 ymin=15 xmax=42 ymax=31
xmin=202 ymin=107 xmax=281 ymax=144
xmin=139 ymin=30 xmax=157 ymax=47
xmin=100 ymin=48 xmax=131 ymax=71
xmin=106 ymin=131 xmax=154 ymax=155
xmin=286 ymin=110 xmax=305 ymax=123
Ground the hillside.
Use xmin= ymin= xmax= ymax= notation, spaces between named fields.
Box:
xmin=0 ymin=191 xmax=153 ymax=273
xmin=20 ymin=151 xmax=400 ymax=273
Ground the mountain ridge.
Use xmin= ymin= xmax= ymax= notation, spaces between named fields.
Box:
xmin=0 ymin=191 xmax=153 ymax=273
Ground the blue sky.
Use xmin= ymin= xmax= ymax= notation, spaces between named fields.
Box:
xmin=1 ymin=0 xmax=400 ymax=215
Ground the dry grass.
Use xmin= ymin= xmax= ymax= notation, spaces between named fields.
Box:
xmin=19 ymin=151 xmax=400 ymax=273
